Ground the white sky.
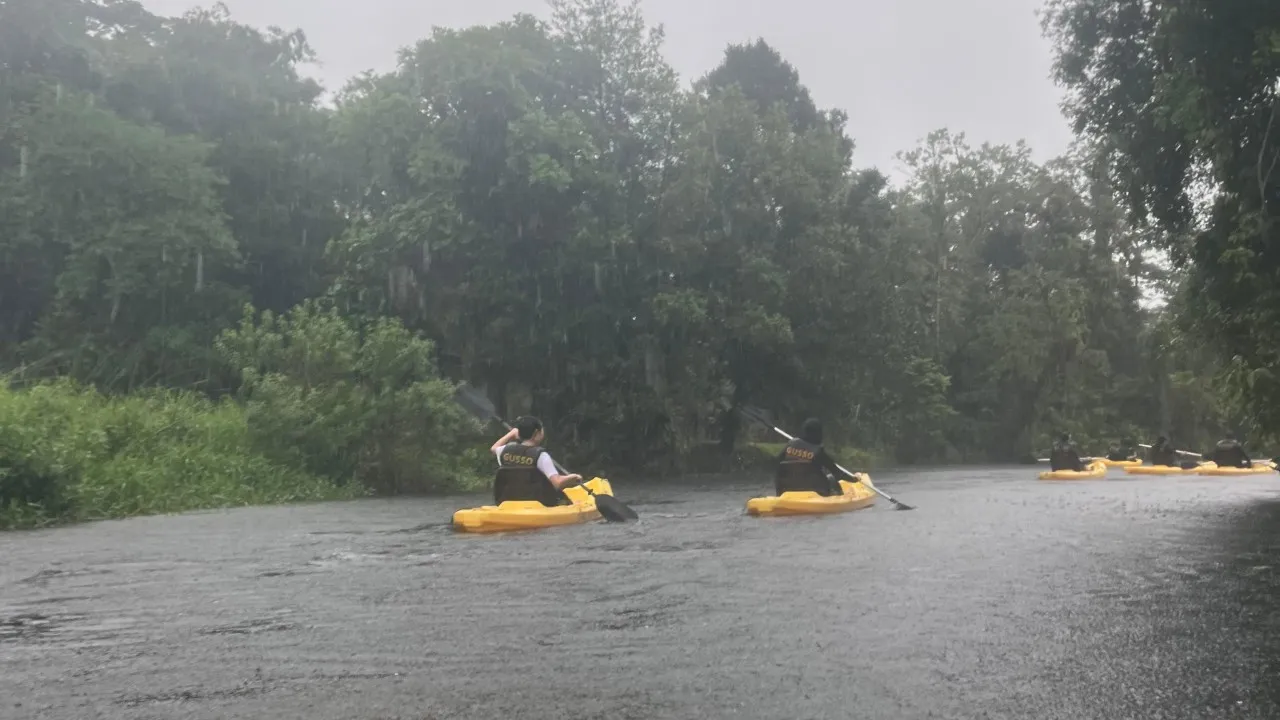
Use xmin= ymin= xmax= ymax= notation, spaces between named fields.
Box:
xmin=143 ymin=0 xmax=1074 ymax=176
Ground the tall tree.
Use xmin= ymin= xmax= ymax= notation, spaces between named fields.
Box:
xmin=1044 ymin=0 xmax=1280 ymax=433
xmin=2 ymin=91 xmax=237 ymax=387
xmin=701 ymin=38 xmax=821 ymax=134
xmin=103 ymin=3 xmax=341 ymax=315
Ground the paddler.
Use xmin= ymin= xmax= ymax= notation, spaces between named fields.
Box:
xmin=1147 ymin=435 xmax=1177 ymax=466
xmin=1106 ymin=438 xmax=1138 ymax=462
xmin=1147 ymin=435 xmax=1199 ymax=468
xmin=775 ymin=418 xmax=859 ymax=497
xmin=1049 ymin=432 xmax=1086 ymax=472
xmin=490 ymin=416 xmax=583 ymax=506
xmin=1208 ymin=431 xmax=1252 ymax=469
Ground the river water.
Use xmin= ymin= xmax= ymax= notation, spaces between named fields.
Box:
xmin=3 ymin=467 xmax=1280 ymax=719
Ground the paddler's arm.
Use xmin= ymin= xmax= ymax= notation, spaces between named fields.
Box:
xmin=538 ymin=452 xmax=582 ymax=489
xmin=490 ymin=428 xmax=520 ymax=456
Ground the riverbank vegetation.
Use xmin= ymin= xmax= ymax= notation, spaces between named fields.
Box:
xmin=1 ymin=0 xmax=1271 ymax=526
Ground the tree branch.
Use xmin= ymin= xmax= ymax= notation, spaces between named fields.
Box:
xmin=1259 ymin=94 xmax=1279 ymax=216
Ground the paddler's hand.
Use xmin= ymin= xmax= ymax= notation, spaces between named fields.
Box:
xmin=553 ymin=473 xmax=584 ymax=489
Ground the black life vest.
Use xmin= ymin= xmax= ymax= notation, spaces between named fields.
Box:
xmin=1050 ymin=442 xmax=1084 ymax=471
xmin=1148 ymin=443 xmax=1177 ymax=466
xmin=776 ymin=438 xmax=837 ymax=496
xmin=1211 ymin=439 xmax=1249 ymax=468
xmin=494 ymin=443 xmax=565 ymax=506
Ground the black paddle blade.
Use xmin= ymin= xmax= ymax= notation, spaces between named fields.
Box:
xmin=890 ymin=500 xmax=915 ymax=511
xmin=593 ymin=493 xmax=639 ymax=522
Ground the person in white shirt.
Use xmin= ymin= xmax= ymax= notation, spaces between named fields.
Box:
xmin=489 ymin=416 xmax=583 ymax=506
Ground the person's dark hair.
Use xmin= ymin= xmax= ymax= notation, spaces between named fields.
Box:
xmin=515 ymin=416 xmax=543 ymax=442
xmin=801 ymin=418 xmax=823 ymax=444
xmin=1156 ymin=435 xmax=1168 ymax=444
xmin=1225 ymin=430 xmax=1238 ymax=441
xmin=1058 ymin=432 xmax=1070 ymax=443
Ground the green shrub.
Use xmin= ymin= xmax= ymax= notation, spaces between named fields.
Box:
xmin=0 ymin=380 xmax=102 ymax=521
xmin=0 ymin=380 xmax=357 ymax=529
xmin=217 ymin=302 xmax=484 ymax=494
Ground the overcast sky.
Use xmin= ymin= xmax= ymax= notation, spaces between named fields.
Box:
xmin=143 ymin=0 xmax=1074 ymax=176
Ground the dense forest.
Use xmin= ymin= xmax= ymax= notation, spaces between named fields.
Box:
xmin=0 ymin=0 xmax=1271 ymax=524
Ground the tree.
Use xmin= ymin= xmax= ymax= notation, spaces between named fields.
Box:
xmin=1 ymin=89 xmax=238 ymax=388
xmin=1044 ymin=0 xmax=1280 ymax=434
xmin=104 ymin=3 xmax=342 ymax=314
xmin=217 ymin=302 xmax=481 ymax=493
xmin=0 ymin=0 xmax=1237 ymax=482
xmin=701 ymin=39 xmax=820 ymax=134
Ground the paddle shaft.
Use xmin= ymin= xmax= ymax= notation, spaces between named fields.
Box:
xmin=1138 ymin=443 xmax=1203 ymax=458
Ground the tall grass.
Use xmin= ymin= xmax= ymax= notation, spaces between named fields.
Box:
xmin=0 ymin=380 xmax=361 ymax=529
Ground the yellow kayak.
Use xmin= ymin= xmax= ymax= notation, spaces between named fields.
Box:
xmin=1039 ymin=460 xmax=1108 ymax=480
xmin=1101 ymin=457 xmax=1142 ymax=468
xmin=746 ymin=477 xmax=876 ymax=517
xmin=1124 ymin=464 xmax=1199 ymax=476
xmin=452 ymin=478 xmax=614 ymax=533
xmin=1197 ymin=461 xmax=1278 ymax=477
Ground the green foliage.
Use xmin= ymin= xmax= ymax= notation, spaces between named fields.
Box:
xmin=0 ymin=0 xmax=1256 ymax=530
xmin=1 ymin=88 xmax=240 ymax=388
xmin=217 ymin=302 xmax=484 ymax=494
xmin=1045 ymin=0 xmax=1280 ymax=438
xmin=0 ymin=379 xmax=356 ymax=529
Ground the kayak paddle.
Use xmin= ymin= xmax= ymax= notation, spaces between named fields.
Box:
xmin=1141 ymin=440 xmax=1198 ymax=456
xmin=453 ymin=384 xmax=638 ymax=522
xmin=1139 ymin=443 xmax=1275 ymax=467
xmin=738 ymin=406 xmax=915 ymax=511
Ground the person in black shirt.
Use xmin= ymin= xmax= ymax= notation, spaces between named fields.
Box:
xmin=1050 ymin=433 xmax=1086 ymax=472
xmin=1148 ymin=435 xmax=1200 ymax=469
xmin=1148 ymin=435 xmax=1178 ymax=466
xmin=1209 ymin=432 xmax=1252 ymax=469
xmin=775 ymin=418 xmax=860 ymax=497
xmin=1106 ymin=438 xmax=1138 ymax=462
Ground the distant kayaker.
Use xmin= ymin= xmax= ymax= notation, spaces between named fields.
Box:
xmin=1111 ymin=438 xmax=1141 ymax=458
xmin=1106 ymin=438 xmax=1138 ymax=462
xmin=1208 ymin=432 xmax=1252 ymax=469
xmin=1050 ymin=433 xmax=1086 ymax=472
xmin=775 ymin=418 xmax=857 ymax=497
xmin=1147 ymin=435 xmax=1177 ymax=466
xmin=490 ymin=416 xmax=583 ymax=506
xmin=1147 ymin=435 xmax=1198 ymax=468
